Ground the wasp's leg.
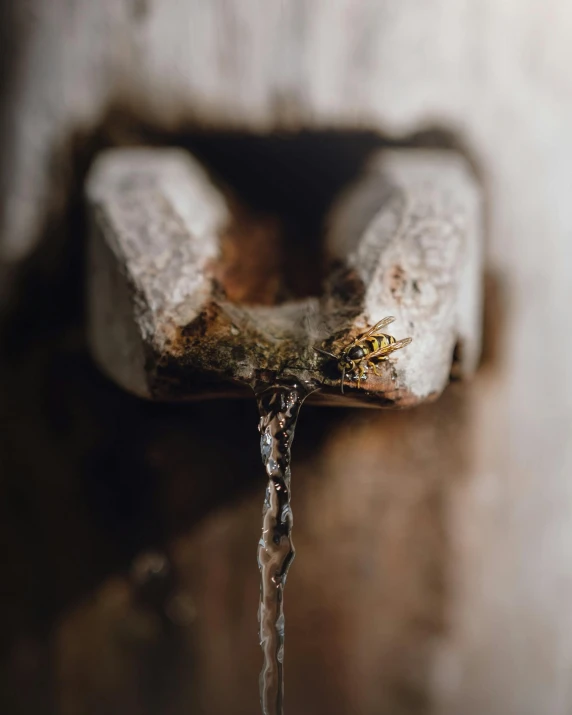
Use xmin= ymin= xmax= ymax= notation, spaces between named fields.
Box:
xmin=357 ymin=364 xmax=368 ymax=389
xmin=369 ymin=360 xmax=383 ymax=377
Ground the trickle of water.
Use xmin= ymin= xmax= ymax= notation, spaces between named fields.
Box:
xmin=255 ymin=381 xmax=316 ymax=715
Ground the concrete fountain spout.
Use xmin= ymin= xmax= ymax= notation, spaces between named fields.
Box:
xmin=86 ymin=143 xmax=482 ymax=408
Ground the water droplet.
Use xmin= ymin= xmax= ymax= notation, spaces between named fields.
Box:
xmin=130 ymin=550 xmax=169 ymax=584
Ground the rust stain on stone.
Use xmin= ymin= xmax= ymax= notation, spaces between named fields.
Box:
xmin=388 ymin=264 xmax=407 ymax=300
xmin=215 ymin=198 xmax=283 ymax=306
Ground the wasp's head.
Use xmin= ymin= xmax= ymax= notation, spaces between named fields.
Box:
xmin=338 ymin=357 xmax=354 ymax=372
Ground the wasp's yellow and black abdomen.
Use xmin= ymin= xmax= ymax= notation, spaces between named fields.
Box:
xmin=366 ymin=334 xmax=394 ymax=355
xmin=345 ymin=334 xmax=395 ymax=363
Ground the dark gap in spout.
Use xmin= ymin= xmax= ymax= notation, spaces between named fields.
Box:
xmin=168 ymin=125 xmax=477 ymax=308
xmin=180 ymin=131 xmax=384 ymax=304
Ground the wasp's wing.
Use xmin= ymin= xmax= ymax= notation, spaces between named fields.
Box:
xmin=360 ymin=316 xmax=396 ymax=338
xmin=366 ymin=337 xmax=413 ymax=361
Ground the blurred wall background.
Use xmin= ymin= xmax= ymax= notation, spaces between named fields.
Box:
xmin=1 ymin=2 xmax=572 ymax=714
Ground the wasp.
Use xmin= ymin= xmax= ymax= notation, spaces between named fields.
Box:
xmin=314 ymin=317 xmax=412 ymax=393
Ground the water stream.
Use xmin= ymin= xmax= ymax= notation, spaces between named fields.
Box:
xmin=255 ymin=380 xmax=316 ymax=715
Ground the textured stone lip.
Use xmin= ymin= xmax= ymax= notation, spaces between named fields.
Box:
xmin=86 ymin=145 xmax=483 ymax=408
